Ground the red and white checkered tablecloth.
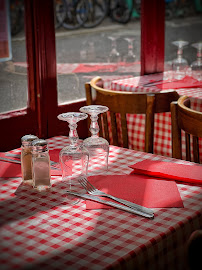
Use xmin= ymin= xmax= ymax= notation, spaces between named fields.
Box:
xmin=110 ymin=73 xmax=202 ymax=160
xmin=0 ymin=136 xmax=201 ymax=270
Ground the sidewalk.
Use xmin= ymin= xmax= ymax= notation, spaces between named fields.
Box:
xmin=12 ymin=17 xmax=141 ymax=41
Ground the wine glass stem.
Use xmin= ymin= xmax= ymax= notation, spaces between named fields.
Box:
xmin=128 ymin=40 xmax=133 ymax=54
xmin=177 ymin=48 xmax=183 ymax=58
xmin=197 ymin=49 xmax=202 ymax=62
xmin=69 ymin=123 xmax=78 ymax=146
xmin=90 ymin=115 xmax=99 ymax=138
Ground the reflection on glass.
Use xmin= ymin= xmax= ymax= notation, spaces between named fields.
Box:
xmin=123 ymin=37 xmax=136 ymax=63
xmin=172 ymin=40 xmax=189 ymax=80
xmin=108 ymin=36 xmax=121 ymax=63
xmin=191 ymin=42 xmax=202 ymax=81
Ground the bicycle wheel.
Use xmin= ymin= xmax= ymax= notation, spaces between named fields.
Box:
xmin=111 ymin=0 xmax=134 ymax=24
xmin=62 ymin=0 xmax=84 ymax=30
xmin=77 ymin=0 xmax=108 ymax=28
xmin=54 ymin=0 xmax=67 ymax=29
xmin=10 ymin=0 xmax=24 ymax=36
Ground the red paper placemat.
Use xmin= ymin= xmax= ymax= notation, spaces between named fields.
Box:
xmin=85 ymin=174 xmax=183 ymax=209
xmin=156 ymin=76 xmax=202 ymax=90
xmin=129 ymin=159 xmax=202 ymax=185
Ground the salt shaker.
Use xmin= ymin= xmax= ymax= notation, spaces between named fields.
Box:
xmin=21 ymin=134 xmax=38 ymax=183
xmin=32 ymin=139 xmax=51 ymax=191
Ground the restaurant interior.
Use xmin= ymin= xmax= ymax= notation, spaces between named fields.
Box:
xmin=0 ymin=0 xmax=202 ymax=270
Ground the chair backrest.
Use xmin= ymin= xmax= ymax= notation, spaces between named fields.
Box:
xmin=171 ymin=95 xmax=202 ymax=163
xmin=85 ymin=76 xmax=179 ymax=153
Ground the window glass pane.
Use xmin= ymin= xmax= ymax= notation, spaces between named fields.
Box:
xmin=165 ymin=2 xmax=202 ymax=78
xmin=0 ymin=0 xmax=28 ymax=114
xmin=55 ymin=0 xmax=141 ymax=105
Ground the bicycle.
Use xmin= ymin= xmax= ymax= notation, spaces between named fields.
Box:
xmin=78 ymin=0 xmax=135 ymax=28
xmin=56 ymin=0 xmax=134 ymax=30
xmin=109 ymin=0 xmax=134 ymax=24
xmin=76 ymin=0 xmax=108 ymax=28
xmin=61 ymin=0 xmax=87 ymax=30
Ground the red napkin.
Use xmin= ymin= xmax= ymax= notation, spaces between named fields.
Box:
xmin=85 ymin=174 xmax=183 ymax=210
xmin=129 ymin=159 xmax=202 ymax=185
xmin=156 ymin=76 xmax=202 ymax=90
xmin=0 ymin=149 xmax=62 ymax=178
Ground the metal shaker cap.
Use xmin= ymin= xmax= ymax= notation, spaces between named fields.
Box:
xmin=21 ymin=134 xmax=38 ymax=146
xmin=32 ymin=139 xmax=48 ymax=153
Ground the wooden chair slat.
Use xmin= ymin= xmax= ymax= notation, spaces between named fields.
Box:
xmin=193 ymin=136 xmax=200 ymax=163
xmin=185 ymin=132 xmax=191 ymax=162
xmin=102 ymin=112 xmax=109 ymax=142
xmin=120 ymin=113 xmax=128 ymax=148
xmin=171 ymin=96 xmax=202 ymax=164
xmin=110 ymin=112 xmax=118 ymax=146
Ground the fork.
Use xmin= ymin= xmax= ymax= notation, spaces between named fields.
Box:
xmin=78 ymin=177 xmax=153 ymax=215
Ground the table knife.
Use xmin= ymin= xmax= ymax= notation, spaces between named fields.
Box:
xmin=0 ymin=156 xmax=59 ymax=170
xmin=0 ymin=157 xmax=21 ymax=164
xmin=66 ymin=191 xmax=154 ymax=219
xmin=143 ymin=79 xmax=179 ymax=87
xmin=6 ymin=153 xmax=59 ymax=167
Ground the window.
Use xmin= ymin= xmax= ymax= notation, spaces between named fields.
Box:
xmin=0 ymin=0 xmax=166 ymax=151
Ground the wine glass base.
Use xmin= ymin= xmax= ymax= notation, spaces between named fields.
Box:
xmin=57 ymin=177 xmax=86 ymax=205
xmin=83 ymin=137 xmax=109 ymax=176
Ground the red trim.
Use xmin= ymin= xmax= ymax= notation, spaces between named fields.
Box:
xmin=141 ymin=0 xmax=165 ymax=75
xmin=31 ymin=0 xmax=57 ymax=138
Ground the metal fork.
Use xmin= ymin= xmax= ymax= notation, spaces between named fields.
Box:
xmin=78 ymin=177 xmax=153 ymax=216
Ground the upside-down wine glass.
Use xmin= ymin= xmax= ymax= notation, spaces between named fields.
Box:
xmin=108 ymin=36 xmax=121 ymax=62
xmin=123 ymin=37 xmax=136 ymax=63
xmin=80 ymin=105 xmax=109 ymax=176
xmin=57 ymin=112 xmax=89 ymax=204
xmin=190 ymin=42 xmax=202 ymax=81
xmin=172 ymin=40 xmax=189 ymax=80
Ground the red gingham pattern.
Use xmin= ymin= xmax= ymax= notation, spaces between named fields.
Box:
xmin=0 ymin=136 xmax=201 ymax=270
xmin=110 ymin=73 xmax=202 ymax=160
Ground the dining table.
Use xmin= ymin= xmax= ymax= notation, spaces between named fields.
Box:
xmin=108 ymin=72 xmax=202 ymax=160
xmin=0 ymin=135 xmax=201 ymax=270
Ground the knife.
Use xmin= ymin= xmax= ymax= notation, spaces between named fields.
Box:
xmin=0 ymin=156 xmax=59 ymax=170
xmin=6 ymin=153 xmax=59 ymax=167
xmin=0 ymin=157 xmax=21 ymax=164
xmin=143 ymin=79 xmax=179 ymax=87
xmin=66 ymin=191 xmax=154 ymax=219
xmin=5 ymin=153 xmax=59 ymax=169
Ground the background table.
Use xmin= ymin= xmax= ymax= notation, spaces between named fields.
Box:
xmin=109 ymin=73 xmax=202 ymax=160
xmin=0 ymin=136 xmax=201 ymax=270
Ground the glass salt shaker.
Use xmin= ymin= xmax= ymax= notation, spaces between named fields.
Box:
xmin=32 ymin=139 xmax=51 ymax=191
xmin=21 ymin=134 xmax=38 ymax=183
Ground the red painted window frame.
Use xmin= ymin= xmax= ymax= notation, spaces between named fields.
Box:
xmin=0 ymin=0 xmax=165 ymax=151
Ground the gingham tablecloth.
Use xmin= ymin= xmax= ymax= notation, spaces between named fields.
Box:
xmin=0 ymin=136 xmax=201 ymax=270
xmin=110 ymin=73 xmax=202 ymax=160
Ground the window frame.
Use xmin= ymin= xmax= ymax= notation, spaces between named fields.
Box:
xmin=0 ymin=0 xmax=165 ymax=151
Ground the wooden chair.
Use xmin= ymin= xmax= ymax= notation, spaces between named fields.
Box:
xmin=186 ymin=230 xmax=202 ymax=270
xmin=85 ymin=76 xmax=179 ymax=153
xmin=171 ymin=95 xmax=202 ymax=163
